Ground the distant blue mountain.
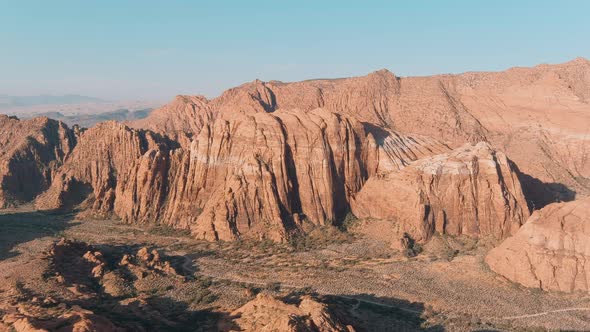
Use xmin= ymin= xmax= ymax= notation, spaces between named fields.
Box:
xmin=35 ymin=108 xmax=153 ymax=128
xmin=0 ymin=94 xmax=105 ymax=109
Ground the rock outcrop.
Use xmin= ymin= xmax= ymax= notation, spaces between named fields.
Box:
xmin=0 ymin=240 xmax=190 ymax=332
xmin=486 ymin=197 xmax=590 ymax=293
xmin=36 ymin=121 xmax=172 ymax=215
xmin=228 ymin=293 xmax=355 ymax=332
xmin=0 ymin=115 xmax=76 ymax=208
xmin=134 ymin=58 xmax=590 ymax=205
xmin=3 ymin=306 xmax=124 ymax=332
xmin=1 ymin=58 xmax=587 ymax=245
xmin=351 ymin=142 xmax=529 ymax=245
xmin=184 ymin=109 xmax=446 ymax=241
xmin=133 ymin=69 xmax=487 ymax=147
xmin=35 ymin=108 xmax=447 ymax=242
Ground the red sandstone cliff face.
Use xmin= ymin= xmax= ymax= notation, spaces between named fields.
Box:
xmin=1 ymin=59 xmax=587 ymax=247
xmin=183 ymin=109 xmax=431 ymax=241
xmin=36 ymin=121 xmax=171 ymax=215
xmin=36 ymin=108 xmax=448 ymax=241
xmin=486 ymin=197 xmax=590 ymax=293
xmin=0 ymin=115 xmax=76 ymax=208
xmin=133 ymin=69 xmax=487 ymax=147
xmin=351 ymin=142 xmax=529 ymax=245
xmin=133 ymin=58 xmax=590 ymax=205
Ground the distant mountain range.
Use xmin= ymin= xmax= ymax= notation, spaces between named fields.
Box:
xmin=35 ymin=108 xmax=153 ymax=128
xmin=0 ymin=94 xmax=162 ymax=127
xmin=0 ymin=94 xmax=105 ymax=109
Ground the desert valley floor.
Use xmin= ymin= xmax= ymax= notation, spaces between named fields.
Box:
xmin=1 ymin=206 xmax=589 ymax=331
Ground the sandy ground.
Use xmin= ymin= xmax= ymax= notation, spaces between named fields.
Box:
xmin=1 ymin=208 xmax=589 ymax=331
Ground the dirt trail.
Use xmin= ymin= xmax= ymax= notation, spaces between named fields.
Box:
xmin=186 ymin=256 xmax=590 ymax=324
xmin=501 ymin=307 xmax=590 ymax=320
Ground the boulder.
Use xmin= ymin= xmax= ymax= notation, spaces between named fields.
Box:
xmin=486 ymin=197 xmax=590 ymax=293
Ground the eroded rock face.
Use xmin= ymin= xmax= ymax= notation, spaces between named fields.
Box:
xmin=351 ymin=142 xmax=530 ymax=245
xmin=134 ymin=58 xmax=590 ymax=203
xmin=36 ymin=121 xmax=171 ymax=215
xmin=486 ymin=198 xmax=590 ymax=293
xmin=0 ymin=240 xmax=188 ymax=332
xmin=4 ymin=306 xmax=125 ymax=332
xmin=183 ymin=109 xmax=377 ymax=241
xmin=3 ymin=59 xmax=587 ymax=245
xmin=228 ymin=293 xmax=355 ymax=332
xmin=0 ymin=115 xmax=76 ymax=208
xmin=153 ymin=109 xmax=443 ymax=241
xmin=35 ymin=108 xmax=446 ymax=242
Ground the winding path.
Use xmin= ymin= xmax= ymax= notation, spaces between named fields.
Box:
xmin=177 ymin=255 xmax=590 ymax=322
xmin=502 ymin=307 xmax=590 ymax=320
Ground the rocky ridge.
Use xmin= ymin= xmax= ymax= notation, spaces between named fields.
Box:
xmin=134 ymin=58 xmax=590 ymax=201
xmin=0 ymin=59 xmax=588 ymax=246
xmin=34 ymin=109 xmax=449 ymax=242
xmin=227 ymin=293 xmax=355 ymax=332
xmin=486 ymin=197 xmax=590 ymax=293
xmin=0 ymin=115 xmax=76 ymax=208
xmin=351 ymin=142 xmax=530 ymax=246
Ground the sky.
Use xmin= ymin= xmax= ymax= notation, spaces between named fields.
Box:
xmin=1 ymin=1 xmax=589 ymax=101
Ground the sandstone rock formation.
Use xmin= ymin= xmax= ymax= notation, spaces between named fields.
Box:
xmin=185 ymin=109 xmax=446 ymax=241
xmin=134 ymin=58 xmax=590 ymax=204
xmin=130 ymin=95 xmax=210 ymax=146
xmin=120 ymin=247 xmax=180 ymax=278
xmin=351 ymin=142 xmax=530 ymax=245
xmin=36 ymin=121 xmax=172 ymax=215
xmin=0 ymin=115 xmax=76 ymax=208
xmin=228 ymin=293 xmax=355 ymax=332
xmin=3 ymin=306 xmax=124 ymax=332
xmin=486 ymin=197 xmax=590 ymax=293
xmin=133 ymin=69 xmax=487 ymax=147
xmin=0 ymin=240 xmax=190 ymax=332
xmin=46 ymin=239 xmax=180 ymax=298
xmin=0 ymin=58 xmax=587 ymax=245
xmin=35 ymin=108 xmax=447 ymax=242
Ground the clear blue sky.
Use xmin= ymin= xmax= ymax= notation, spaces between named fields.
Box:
xmin=1 ymin=0 xmax=589 ymax=101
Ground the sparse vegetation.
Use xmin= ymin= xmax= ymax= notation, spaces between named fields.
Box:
xmin=401 ymin=233 xmax=423 ymax=257
xmin=338 ymin=212 xmax=359 ymax=232
xmin=147 ymin=224 xmax=191 ymax=237
xmin=1 ymin=208 xmax=587 ymax=331
xmin=288 ymin=225 xmax=354 ymax=251
xmin=265 ymin=281 xmax=282 ymax=292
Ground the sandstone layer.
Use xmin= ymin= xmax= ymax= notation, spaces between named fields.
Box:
xmin=486 ymin=197 xmax=590 ymax=293
xmin=228 ymin=293 xmax=355 ymax=332
xmin=32 ymin=109 xmax=448 ymax=242
xmin=0 ymin=115 xmax=76 ymax=208
xmin=36 ymin=121 xmax=172 ymax=215
xmin=0 ymin=58 xmax=587 ymax=245
xmin=134 ymin=58 xmax=590 ymax=204
xmin=351 ymin=142 xmax=530 ymax=245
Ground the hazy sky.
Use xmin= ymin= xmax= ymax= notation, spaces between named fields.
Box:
xmin=1 ymin=1 xmax=589 ymax=101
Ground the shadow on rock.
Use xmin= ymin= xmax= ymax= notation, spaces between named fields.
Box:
xmin=325 ymin=293 xmax=444 ymax=332
xmin=93 ymin=295 xmax=225 ymax=332
xmin=515 ymin=168 xmax=576 ymax=210
xmin=281 ymin=289 xmax=445 ymax=332
xmin=0 ymin=209 xmax=77 ymax=261
xmin=42 ymin=240 xmax=223 ymax=331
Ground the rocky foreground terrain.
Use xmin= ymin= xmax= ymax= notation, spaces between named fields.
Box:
xmin=0 ymin=58 xmax=589 ymax=331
